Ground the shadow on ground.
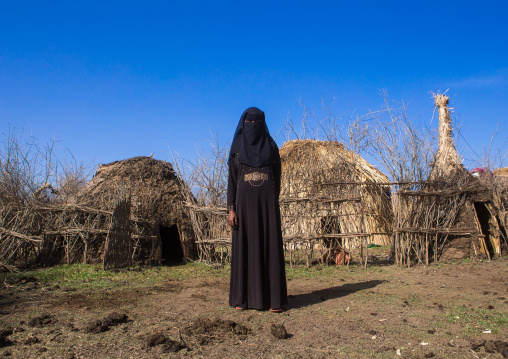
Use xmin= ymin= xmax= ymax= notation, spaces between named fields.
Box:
xmin=288 ymin=279 xmax=388 ymax=309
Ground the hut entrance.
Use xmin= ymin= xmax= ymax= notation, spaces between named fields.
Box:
xmin=473 ymin=202 xmax=496 ymax=257
xmin=159 ymin=225 xmax=184 ymax=264
xmin=320 ymin=216 xmax=342 ymax=247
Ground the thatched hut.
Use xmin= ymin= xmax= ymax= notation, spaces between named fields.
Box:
xmin=77 ymin=156 xmax=197 ymax=264
xmin=279 ymin=140 xmax=393 ymax=259
xmin=431 ymin=95 xmax=506 ymax=259
xmin=394 ymin=95 xmax=506 ymax=264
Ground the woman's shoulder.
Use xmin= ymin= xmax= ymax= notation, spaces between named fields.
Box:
xmin=229 ymin=151 xmax=240 ymax=164
xmin=269 ymin=137 xmax=279 ymax=150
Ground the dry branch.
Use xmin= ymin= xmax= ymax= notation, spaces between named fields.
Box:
xmin=0 ymin=227 xmax=43 ymax=243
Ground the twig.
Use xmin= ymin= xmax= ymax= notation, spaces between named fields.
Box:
xmin=173 ymin=327 xmax=188 ymax=347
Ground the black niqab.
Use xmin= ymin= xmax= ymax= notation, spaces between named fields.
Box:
xmin=227 ymin=107 xmax=287 ymax=310
xmin=229 ymin=107 xmax=274 ymax=168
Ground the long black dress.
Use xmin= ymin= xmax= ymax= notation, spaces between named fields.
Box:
xmin=227 ymin=148 xmax=288 ymax=310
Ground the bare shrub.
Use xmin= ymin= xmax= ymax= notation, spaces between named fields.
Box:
xmin=0 ymin=127 xmax=91 ymax=204
xmin=0 ymin=127 xmax=92 ymax=268
xmin=282 ymin=92 xmax=437 ymax=187
xmin=171 ymin=132 xmax=229 ymax=208
xmin=53 ymin=151 xmax=92 ymax=204
xmin=281 ymin=96 xmax=370 ymax=154
xmin=0 ymin=127 xmax=54 ymax=203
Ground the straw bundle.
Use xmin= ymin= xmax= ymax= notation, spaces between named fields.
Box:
xmin=429 ymin=94 xmax=469 ymax=180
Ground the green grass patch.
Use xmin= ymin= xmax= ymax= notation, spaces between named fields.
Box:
xmin=5 ymin=262 xmax=230 ymax=290
xmin=445 ymin=305 xmax=508 ymax=335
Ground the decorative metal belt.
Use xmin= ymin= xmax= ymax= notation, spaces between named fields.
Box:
xmin=244 ymin=172 xmax=268 ymax=186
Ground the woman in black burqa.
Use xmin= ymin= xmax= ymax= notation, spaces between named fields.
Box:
xmin=227 ymin=107 xmax=288 ymax=312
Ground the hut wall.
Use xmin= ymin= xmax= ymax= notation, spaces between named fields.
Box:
xmin=391 ymin=175 xmax=507 ymax=265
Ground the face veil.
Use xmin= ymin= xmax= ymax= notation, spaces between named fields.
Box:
xmin=227 ymin=107 xmax=288 ymax=310
xmin=229 ymin=107 xmax=274 ymax=168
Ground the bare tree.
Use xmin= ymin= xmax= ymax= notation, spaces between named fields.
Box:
xmin=53 ymin=150 xmax=93 ymax=203
xmin=364 ymin=91 xmax=436 ymax=187
xmin=170 ymin=131 xmax=230 ymax=207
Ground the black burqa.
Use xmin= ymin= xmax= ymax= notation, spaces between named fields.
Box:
xmin=227 ymin=107 xmax=288 ymax=310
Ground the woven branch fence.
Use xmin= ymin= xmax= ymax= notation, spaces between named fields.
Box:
xmin=393 ymin=174 xmax=508 ymax=266
xmin=184 ymin=177 xmax=507 ymax=268
xmin=183 ymin=186 xmax=389 ymax=268
xmin=0 ymin=201 xmax=156 ymax=269
xmin=394 ymin=178 xmax=477 ymax=266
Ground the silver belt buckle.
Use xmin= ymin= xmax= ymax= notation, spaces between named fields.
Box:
xmin=244 ymin=172 xmax=268 ymax=182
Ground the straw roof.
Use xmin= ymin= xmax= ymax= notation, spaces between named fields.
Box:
xmin=494 ymin=167 xmax=508 ymax=177
xmin=78 ymin=156 xmax=187 ymax=223
xmin=280 ymin=139 xmax=389 ymax=184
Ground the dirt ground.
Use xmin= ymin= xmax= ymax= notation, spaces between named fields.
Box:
xmin=1 ymin=255 xmax=507 ymax=359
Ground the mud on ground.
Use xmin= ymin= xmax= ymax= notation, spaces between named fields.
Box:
xmin=0 ymin=257 xmax=507 ymax=358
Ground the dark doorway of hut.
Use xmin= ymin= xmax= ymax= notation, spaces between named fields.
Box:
xmin=159 ymin=225 xmax=184 ymax=265
xmin=473 ymin=202 xmax=497 ymax=258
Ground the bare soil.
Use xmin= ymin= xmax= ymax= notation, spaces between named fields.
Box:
xmin=1 ymin=257 xmax=507 ymax=358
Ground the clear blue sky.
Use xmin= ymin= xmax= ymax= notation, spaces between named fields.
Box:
xmin=1 ymin=1 xmax=507 ymax=172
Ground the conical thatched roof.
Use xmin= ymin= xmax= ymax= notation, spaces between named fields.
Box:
xmin=280 ymin=140 xmax=389 ymax=184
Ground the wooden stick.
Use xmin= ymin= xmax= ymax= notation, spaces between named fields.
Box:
xmin=0 ymin=227 xmax=43 ymax=243
xmin=425 ymin=234 xmax=429 ymax=265
xmin=395 ymin=228 xmax=472 ymax=235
